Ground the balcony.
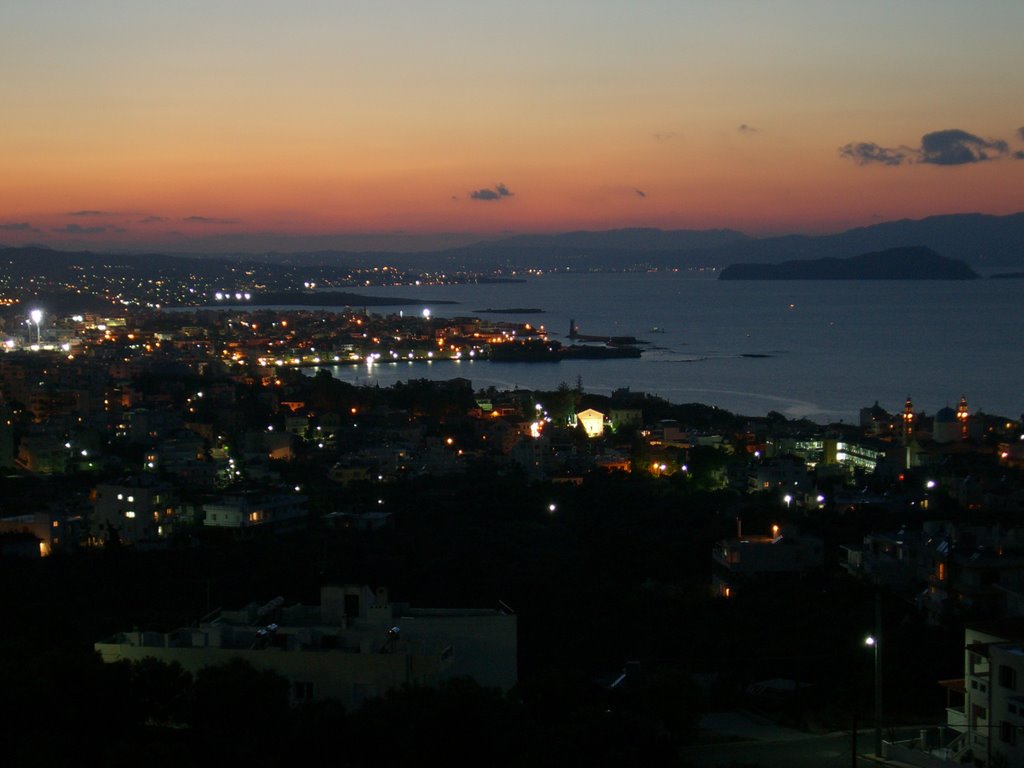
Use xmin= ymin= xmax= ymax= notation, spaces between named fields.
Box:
xmin=945 ymin=705 xmax=967 ymax=730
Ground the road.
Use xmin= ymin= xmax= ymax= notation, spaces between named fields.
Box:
xmin=680 ymin=714 xmax=927 ymax=768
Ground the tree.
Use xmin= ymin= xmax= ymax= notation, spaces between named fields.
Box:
xmin=189 ymin=659 xmax=290 ymax=759
xmin=128 ymin=657 xmax=193 ymax=727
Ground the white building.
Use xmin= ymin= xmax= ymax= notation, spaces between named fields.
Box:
xmin=203 ymin=492 xmax=307 ymax=529
xmin=95 ymin=585 xmax=517 ymax=709
xmin=574 ymin=409 xmax=605 ymax=438
xmin=940 ymin=619 xmax=1024 ymax=767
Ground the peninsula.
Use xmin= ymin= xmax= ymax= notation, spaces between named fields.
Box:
xmin=718 ymin=246 xmax=979 ymax=280
xmin=473 ymin=307 xmax=545 ymax=314
xmin=201 ymin=291 xmax=457 ymax=308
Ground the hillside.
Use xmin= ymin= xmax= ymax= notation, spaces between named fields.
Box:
xmin=718 ymin=246 xmax=980 ymax=280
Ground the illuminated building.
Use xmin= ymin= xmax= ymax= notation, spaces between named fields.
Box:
xmin=91 ymin=477 xmax=177 ymax=546
xmin=574 ymin=408 xmax=606 ymax=438
xmin=822 ymin=437 xmax=887 ymax=474
xmin=903 ymin=395 xmax=916 ymax=443
xmin=901 ymin=395 xmax=919 ymax=469
xmin=958 ymin=395 xmax=970 ymax=440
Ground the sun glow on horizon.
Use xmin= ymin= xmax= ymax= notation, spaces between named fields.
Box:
xmin=2 ymin=2 xmax=1022 ymax=250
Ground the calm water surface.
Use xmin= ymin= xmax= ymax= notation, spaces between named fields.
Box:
xmin=303 ymin=272 xmax=1022 ymax=424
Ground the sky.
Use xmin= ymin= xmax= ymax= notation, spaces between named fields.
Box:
xmin=2 ymin=0 xmax=1023 ymax=252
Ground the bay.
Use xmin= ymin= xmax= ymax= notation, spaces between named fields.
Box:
xmin=303 ymin=272 xmax=1023 ymax=424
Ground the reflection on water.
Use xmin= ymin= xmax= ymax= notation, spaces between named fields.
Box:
xmin=299 ymin=272 xmax=1022 ymax=423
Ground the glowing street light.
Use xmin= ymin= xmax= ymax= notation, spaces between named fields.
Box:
xmin=865 ymin=634 xmax=882 ymax=756
xmin=865 ymin=591 xmax=883 ymax=757
xmin=29 ymin=309 xmax=42 ymax=344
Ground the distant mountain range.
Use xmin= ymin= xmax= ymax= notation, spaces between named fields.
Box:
xmin=242 ymin=211 xmax=1024 ymax=272
xmin=690 ymin=212 xmax=1024 ymax=273
xmin=3 ymin=211 xmax=1023 ymax=274
xmin=718 ymin=246 xmax=979 ymax=280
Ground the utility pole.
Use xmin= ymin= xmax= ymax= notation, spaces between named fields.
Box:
xmin=851 ymin=708 xmax=858 ymax=768
xmin=874 ymin=590 xmax=883 ymax=758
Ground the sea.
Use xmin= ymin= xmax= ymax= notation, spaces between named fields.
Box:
xmin=297 ymin=271 xmax=1023 ymax=425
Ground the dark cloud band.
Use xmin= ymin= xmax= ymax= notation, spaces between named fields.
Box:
xmin=53 ymin=224 xmax=108 ymax=234
xmin=840 ymin=128 xmax=1013 ymax=167
xmin=838 ymin=142 xmax=910 ymax=166
xmin=469 ymin=183 xmax=514 ymax=201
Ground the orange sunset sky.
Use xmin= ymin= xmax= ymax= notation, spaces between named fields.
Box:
xmin=2 ymin=1 xmax=1023 ymax=252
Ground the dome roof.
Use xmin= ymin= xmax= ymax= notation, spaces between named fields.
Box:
xmin=935 ymin=406 xmax=958 ymax=423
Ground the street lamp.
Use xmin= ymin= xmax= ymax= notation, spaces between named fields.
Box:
xmin=29 ymin=309 xmax=42 ymax=344
xmin=865 ymin=628 xmax=882 ymax=757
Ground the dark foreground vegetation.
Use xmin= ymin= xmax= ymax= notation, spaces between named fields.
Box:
xmin=1 ymin=466 xmax=962 ymax=767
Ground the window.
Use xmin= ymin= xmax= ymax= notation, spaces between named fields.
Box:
xmin=1000 ymin=664 xmax=1018 ymax=691
xmin=1000 ymin=721 xmax=1017 ymax=745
